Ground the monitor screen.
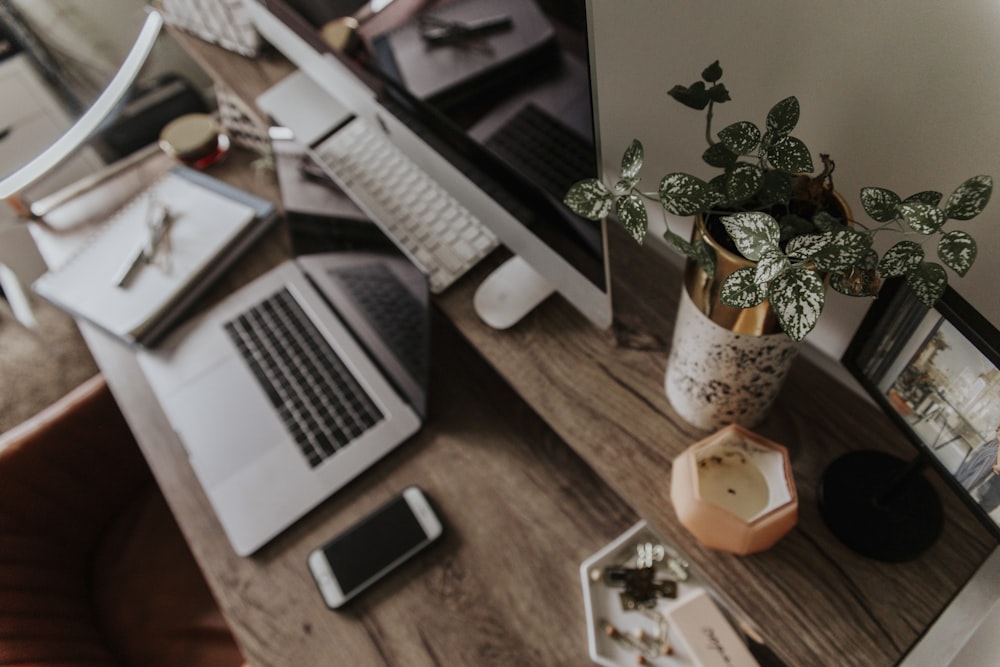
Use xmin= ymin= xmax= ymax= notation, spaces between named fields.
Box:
xmin=365 ymin=1 xmax=603 ymax=274
xmin=249 ymin=0 xmax=611 ymax=328
xmin=842 ymin=277 xmax=1000 ymax=541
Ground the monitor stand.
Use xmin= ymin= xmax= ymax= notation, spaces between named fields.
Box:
xmin=473 ymin=256 xmax=555 ymax=330
xmin=818 ymin=450 xmax=943 ymax=562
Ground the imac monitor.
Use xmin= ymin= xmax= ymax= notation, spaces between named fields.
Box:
xmin=821 ymin=277 xmax=1000 ymax=561
xmin=247 ymin=0 xmax=612 ymax=329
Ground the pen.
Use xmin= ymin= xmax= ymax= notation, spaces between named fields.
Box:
xmin=113 ymin=200 xmax=170 ymax=288
xmin=112 ymin=239 xmax=147 ymax=288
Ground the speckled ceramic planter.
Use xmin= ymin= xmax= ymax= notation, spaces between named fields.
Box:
xmin=664 ymin=215 xmax=803 ymax=430
xmin=665 ymin=286 xmax=799 ymax=430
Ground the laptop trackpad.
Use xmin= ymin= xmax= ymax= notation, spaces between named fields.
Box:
xmin=162 ymin=356 xmax=286 ymax=488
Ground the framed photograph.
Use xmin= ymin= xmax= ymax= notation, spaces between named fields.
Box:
xmin=843 ymin=277 xmax=1000 ymax=537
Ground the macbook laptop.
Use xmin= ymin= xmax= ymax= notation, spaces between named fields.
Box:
xmin=137 ymin=250 xmax=429 ymax=556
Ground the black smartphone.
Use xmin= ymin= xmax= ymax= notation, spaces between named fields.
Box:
xmin=307 ymin=486 xmax=443 ymax=608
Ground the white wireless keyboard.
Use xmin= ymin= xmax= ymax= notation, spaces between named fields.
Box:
xmin=311 ymin=119 xmax=498 ymax=293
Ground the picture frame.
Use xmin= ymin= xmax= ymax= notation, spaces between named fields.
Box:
xmin=843 ymin=277 xmax=1000 ymax=539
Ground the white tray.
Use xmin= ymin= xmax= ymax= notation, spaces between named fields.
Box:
xmin=580 ymin=521 xmax=763 ymax=667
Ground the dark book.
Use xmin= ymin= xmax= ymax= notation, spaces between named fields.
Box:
xmin=371 ymin=0 xmax=558 ymax=110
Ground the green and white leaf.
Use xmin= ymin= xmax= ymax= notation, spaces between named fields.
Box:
xmin=767 ymin=135 xmax=813 ymax=174
xmin=721 ymin=211 xmax=780 ymax=261
xmin=691 ymin=238 xmax=717 ymax=277
xmin=878 ymin=241 xmax=924 ymax=277
xmin=755 ymin=248 xmax=790 ymax=284
xmin=810 ymin=229 xmax=872 ymax=272
xmin=766 ymin=96 xmax=800 ymax=136
xmin=725 ymin=162 xmax=763 ymax=202
xmin=768 ymin=268 xmax=826 ymax=342
xmin=659 ymin=173 xmax=713 ymax=216
xmin=703 ymin=142 xmax=738 ymax=168
xmin=812 ymin=211 xmax=844 ymax=233
xmin=564 ymin=179 xmax=613 ymax=220
xmin=938 ymin=230 xmax=977 ymax=277
xmin=904 ymin=190 xmax=943 ymax=207
xmin=944 ymin=175 xmax=993 ymax=221
xmin=702 ymin=60 xmax=723 ymax=83
xmin=785 ymin=232 xmax=829 ymax=260
xmin=906 ymin=262 xmax=948 ymax=308
xmin=779 ymin=214 xmax=815 ymax=243
xmin=900 ymin=202 xmax=946 ymax=234
xmin=720 ymin=266 xmax=767 ymax=308
xmin=662 ymin=228 xmax=694 ymax=256
xmin=705 ymin=177 xmax=728 ymax=208
xmin=859 ymin=187 xmax=901 ymax=223
xmin=667 ymin=82 xmax=710 ymax=110
xmin=857 ymin=247 xmax=880 ymax=272
xmin=708 ymin=83 xmax=731 ymax=104
xmin=614 ymin=194 xmax=649 ymax=243
xmin=830 ymin=249 xmax=880 ymax=297
xmin=718 ymin=121 xmax=761 ymax=155
xmin=620 ymin=140 xmax=644 ymax=180
xmin=708 ymin=173 xmax=728 ymax=199
xmin=614 ymin=177 xmax=639 ymax=195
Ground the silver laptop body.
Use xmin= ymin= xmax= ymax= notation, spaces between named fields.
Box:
xmin=138 ymin=252 xmax=428 ymax=556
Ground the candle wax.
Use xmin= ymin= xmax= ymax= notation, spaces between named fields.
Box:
xmin=698 ymin=456 xmax=770 ymax=520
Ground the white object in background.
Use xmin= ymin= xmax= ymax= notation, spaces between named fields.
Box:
xmin=0 ymin=55 xmax=104 ymax=203
xmin=160 ymin=0 xmax=261 ymax=56
xmin=473 ymin=255 xmax=554 ymax=330
xmin=0 ymin=263 xmax=37 ymax=329
xmin=0 ymin=50 xmax=106 ymax=327
xmin=665 ymin=590 xmax=759 ymax=667
xmin=0 ymin=10 xmax=162 ymax=200
xmin=901 ymin=547 xmax=1000 ymax=666
xmin=0 ymin=218 xmax=46 ymax=284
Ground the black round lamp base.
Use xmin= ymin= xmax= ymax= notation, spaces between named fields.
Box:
xmin=818 ymin=450 xmax=943 ymax=562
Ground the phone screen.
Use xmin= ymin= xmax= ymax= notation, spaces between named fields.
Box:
xmin=322 ymin=493 xmax=430 ymax=595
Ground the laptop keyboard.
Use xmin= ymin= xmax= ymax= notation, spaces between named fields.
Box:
xmin=485 ymin=103 xmax=595 ymax=198
xmin=224 ymin=288 xmax=384 ymax=468
xmin=312 ymin=119 xmax=498 ymax=293
xmin=329 ymin=263 xmax=427 ymax=386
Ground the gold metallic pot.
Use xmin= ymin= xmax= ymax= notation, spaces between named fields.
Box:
xmin=666 ymin=189 xmax=852 ymax=429
xmin=683 ymin=192 xmax=852 ymax=336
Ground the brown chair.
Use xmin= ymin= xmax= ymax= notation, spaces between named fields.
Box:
xmin=0 ymin=374 xmax=246 ymax=667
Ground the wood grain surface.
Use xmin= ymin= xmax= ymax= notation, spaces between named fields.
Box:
xmin=91 ymin=305 xmax=640 ymax=667
xmin=73 ymin=29 xmax=999 ymax=667
xmin=435 ymin=226 xmax=997 ymax=666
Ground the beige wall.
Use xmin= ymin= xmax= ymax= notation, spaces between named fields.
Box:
xmin=591 ymin=0 xmax=1000 ymax=361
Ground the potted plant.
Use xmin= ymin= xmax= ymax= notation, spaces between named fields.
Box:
xmin=565 ymin=61 xmax=991 ymax=429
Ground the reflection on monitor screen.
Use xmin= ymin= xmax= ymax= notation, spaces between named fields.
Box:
xmin=823 ymin=278 xmax=1000 ymax=561
xmin=248 ymin=0 xmax=612 ymax=329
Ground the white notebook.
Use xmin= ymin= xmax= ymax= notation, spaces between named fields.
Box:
xmin=32 ymin=166 xmax=276 ymax=346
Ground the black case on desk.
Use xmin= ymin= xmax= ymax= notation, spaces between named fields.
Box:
xmin=97 ymin=74 xmax=208 ymax=160
xmin=370 ymin=0 xmax=560 ymax=111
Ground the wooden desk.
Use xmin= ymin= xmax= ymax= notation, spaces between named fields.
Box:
xmin=75 ymin=31 xmax=996 ymax=667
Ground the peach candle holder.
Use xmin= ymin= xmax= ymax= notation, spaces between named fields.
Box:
xmin=671 ymin=424 xmax=798 ymax=555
